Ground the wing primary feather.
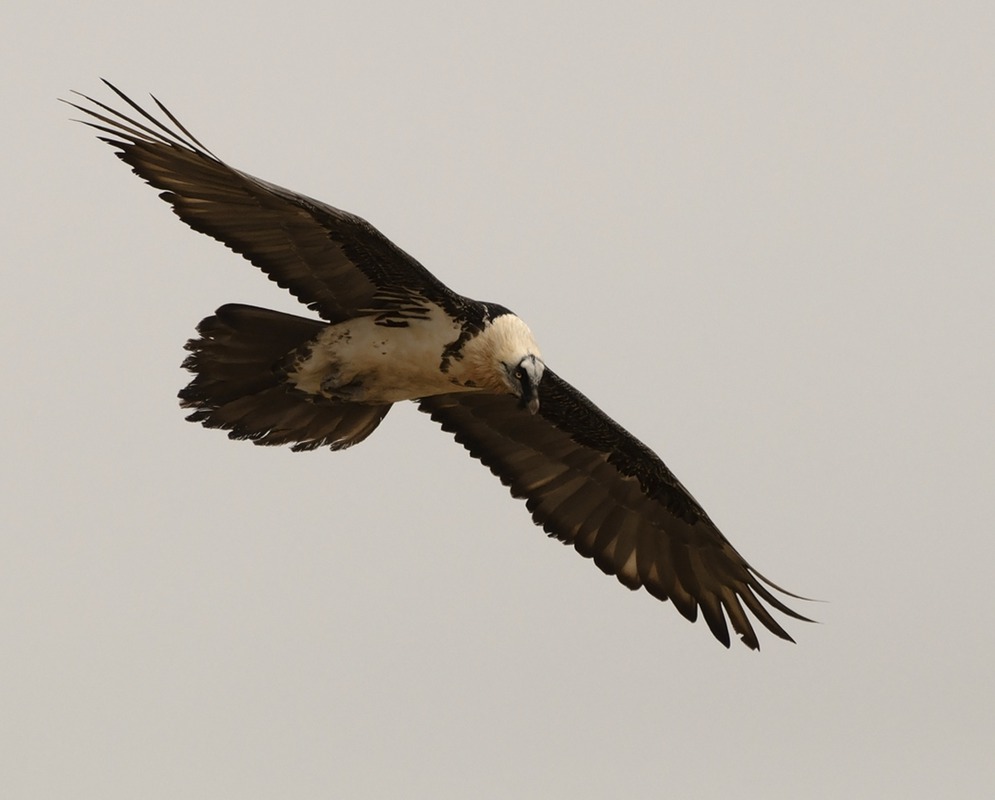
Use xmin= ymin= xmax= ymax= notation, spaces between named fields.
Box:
xmin=737 ymin=586 xmax=796 ymax=643
xmin=697 ymin=594 xmax=732 ymax=648
xmin=747 ymin=575 xmax=816 ymax=623
xmin=721 ymin=589 xmax=760 ymax=651
xmin=148 ymin=93 xmax=217 ymax=156
xmin=68 ymin=89 xmax=189 ymax=152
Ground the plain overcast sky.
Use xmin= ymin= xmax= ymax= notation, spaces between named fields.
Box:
xmin=4 ymin=2 xmax=994 ymax=797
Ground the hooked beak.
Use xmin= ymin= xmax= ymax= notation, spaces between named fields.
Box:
xmin=519 ymin=383 xmax=540 ymax=415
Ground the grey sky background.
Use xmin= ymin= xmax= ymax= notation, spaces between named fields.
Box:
xmin=4 ymin=2 xmax=994 ymax=797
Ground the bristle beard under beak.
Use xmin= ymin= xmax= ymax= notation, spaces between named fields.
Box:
xmin=521 ymin=394 xmax=540 ymax=415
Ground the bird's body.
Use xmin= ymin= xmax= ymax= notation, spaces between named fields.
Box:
xmin=285 ymin=307 xmax=540 ymax=404
xmin=289 ymin=306 xmax=468 ymax=402
xmin=68 ymin=81 xmax=811 ymax=649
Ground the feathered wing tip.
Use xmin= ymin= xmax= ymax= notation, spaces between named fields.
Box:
xmin=570 ymin=510 xmax=816 ymax=650
xmin=180 ymin=304 xmax=391 ymax=451
xmin=63 ymin=78 xmax=218 ymax=159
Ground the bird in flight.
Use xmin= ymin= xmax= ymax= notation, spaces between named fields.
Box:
xmin=68 ymin=80 xmax=810 ymax=649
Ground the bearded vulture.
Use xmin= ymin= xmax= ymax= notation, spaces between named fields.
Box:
xmin=68 ymin=80 xmax=811 ymax=649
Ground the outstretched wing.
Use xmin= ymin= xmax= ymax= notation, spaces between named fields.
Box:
xmin=419 ymin=371 xmax=811 ymax=649
xmin=65 ymin=80 xmax=463 ymax=324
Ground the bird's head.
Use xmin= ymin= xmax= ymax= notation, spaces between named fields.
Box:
xmin=466 ymin=313 xmax=545 ymax=414
xmin=502 ymin=353 xmax=545 ymax=414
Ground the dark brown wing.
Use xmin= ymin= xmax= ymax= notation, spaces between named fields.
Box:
xmin=419 ymin=371 xmax=811 ymax=649
xmin=65 ymin=80 xmax=465 ymax=324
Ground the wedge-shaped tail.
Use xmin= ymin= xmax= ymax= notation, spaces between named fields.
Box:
xmin=180 ymin=304 xmax=391 ymax=451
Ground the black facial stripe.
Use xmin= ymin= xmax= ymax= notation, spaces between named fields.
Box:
xmin=516 ymin=360 xmax=535 ymax=409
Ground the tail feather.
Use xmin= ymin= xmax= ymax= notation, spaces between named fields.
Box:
xmin=180 ymin=304 xmax=391 ymax=451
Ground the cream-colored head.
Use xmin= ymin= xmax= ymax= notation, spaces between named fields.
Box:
xmin=462 ymin=314 xmax=545 ymax=413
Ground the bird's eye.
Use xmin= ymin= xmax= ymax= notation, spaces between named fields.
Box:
xmin=514 ymin=368 xmax=524 ymax=381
